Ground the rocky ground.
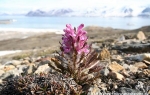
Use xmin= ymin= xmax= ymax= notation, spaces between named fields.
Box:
xmin=0 ymin=26 xmax=150 ymax=94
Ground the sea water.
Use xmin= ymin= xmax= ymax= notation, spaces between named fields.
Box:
xmin=0 ymin=16 xmax=150 ymax=30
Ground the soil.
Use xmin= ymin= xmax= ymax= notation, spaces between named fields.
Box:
xmin=0 ymin=25 xmax=150 ymax=51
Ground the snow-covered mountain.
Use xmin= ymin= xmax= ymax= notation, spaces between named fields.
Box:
xmin=25 ymin=6 xmax=150 ymax=17
xmin=26 ymin=8 xmax=73 ymax=16
xmin=1 ymin=5 xmax=150 ymax=17
xmin=138 ymin=7 xmax=150 ymax=17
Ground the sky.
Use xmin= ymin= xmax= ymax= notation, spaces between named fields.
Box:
xmin=0 ymin=0 xmax=150 ymax=13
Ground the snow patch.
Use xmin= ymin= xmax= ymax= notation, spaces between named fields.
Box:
xmin=0 ymin=50 xmax=22 ymax=56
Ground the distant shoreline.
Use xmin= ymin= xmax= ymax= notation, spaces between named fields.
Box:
xmin=0 ymin=28 xmax=63 ymax=34
xmin=0 ymin=28 xmax=63 ymax=41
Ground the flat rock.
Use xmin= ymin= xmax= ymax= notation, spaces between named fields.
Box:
xmin=115 ymin=39 xmax=140 ymax=45
xmin=113 ymin=43 xmax=150 ymax=53
xmin=119 ymin=87 xmax=142 ymax=94
xmin=108 ymin=61 xmax=124 ymax=72
xmin=126 ymin=53 xmax=150 ymax=61
xmin=134 ymin=62 xmax=148 ymax=69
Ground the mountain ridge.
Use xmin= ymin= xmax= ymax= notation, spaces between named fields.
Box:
xmin=25 ymin=6 xmax=150 ymax=17
xmin=1 ymin=5 xmax=150 ymax=17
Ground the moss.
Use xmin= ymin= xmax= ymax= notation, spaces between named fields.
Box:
xmin=12 ymin=53 xmax=32 ymax=60
xmin=12 ymin=48 xmax=58 ymax=60
xmin=36 ymin=49 xmax=56 ymax=57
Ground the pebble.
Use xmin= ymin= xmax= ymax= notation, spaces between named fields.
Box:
xmin=108 ymin=61 xmax=124 ymax=72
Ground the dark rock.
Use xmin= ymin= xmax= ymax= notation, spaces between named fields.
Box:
xmin=112 ymin=43 xmax=150 ymax=53
xmin=119 ymin=87 xmax=142 ymax=93
xmin=100 ymin=67 xmax=109 ymax=76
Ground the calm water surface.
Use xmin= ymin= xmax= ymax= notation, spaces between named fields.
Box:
xmin=0 ymin=16 xmax=150 ymax=30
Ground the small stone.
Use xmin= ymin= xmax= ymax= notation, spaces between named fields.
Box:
xmin=22 ymin=59 xmax=30 ymax=65
xmin=141 ymin=40 xmax=147 ymax=44
xmin=5 ymin=60 xmax=22 ymax=66
xmin=148 ymin=90 xmax=150 ymax=95
xmin=36 ymin=57 xmax=51 ymax=67
xmin=123 ymin=64 xmax=130 ymax=69
xmin=143 ymin=69 xmax=150 ymax=77
xmin=100 ymin=67 xmax=109 ymax=76
xmin=99 ymin=83 xmax=107 ymax=92
xmin=129 ymin=65 xmax=138 ymax=73
xmin=117 ymin=35 xmax=126 ymax=41
xmin=99 ymin=48 xmax=110 ymax=60
xmin=94 ymin=79 xmax=101 ymax=86
xmin=113 ymin=84 xmax=118 ymax=89
xmin=91 ymin=43 xmax=99 ymax=49
xmin=0 ymin=72 xmax=13 ymax=80
xmin=111 ymin=55 xmax=124 ymax=61
xmin=10 ymin=68 xmax=23 ymax=76
xmin=3 ymin=65 xmax=15 ymax=72
xmin=109 ymin=71 xmax=124 ymax=80
xmin=120 ymin=69 xmax=130 ymax=77
xmin=16 ymin=65 xmax=28 ymax=74
xmin=143 ymin=60 xmax=150 ymax=65
xmin=134 ymin=62 xmax=148 ymax=69
xmin=135 ymin=81 xmax=145 ymax=91
xmin=39 ymin=60 xmax=50 ymax=65
xmin=0 ymin=70 xmax=5 ymax=76
xmin=23 ymin=57 xmax=30 ymax=60
xmin=0 ymin=64 xmax=4 ymax=69
xmin=26 ymin=63 xmax=36 ymax=74
xmin=0 ymin=79 xmax=3 ymax=84
xmin=34 ymin=64 xmax=50 ymax=74
xmin=104 ymin=68 xmax=109 ymax=76
xmin=110 ymin=50 xmax=118 ymax=55
xmin=136 ymin=31 xmax=146 ymax=40
xmin=87 ymin=85 xmax=101 ymax=95
xmin=108 ymin=61 xmax=124 ymax=72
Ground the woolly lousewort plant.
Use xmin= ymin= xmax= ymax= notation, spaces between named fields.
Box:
xmin=49 ymin=24 xmax=103 ymax=86
xmin=62 ymin=24 xmax=89 ymax=54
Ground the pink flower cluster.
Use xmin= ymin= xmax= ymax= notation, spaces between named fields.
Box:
xmin=62 ymin=24 xmax=89 ymax=54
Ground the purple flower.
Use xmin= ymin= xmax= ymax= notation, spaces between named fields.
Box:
xmin=62 ymin=24 xmax=89 ymax=54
